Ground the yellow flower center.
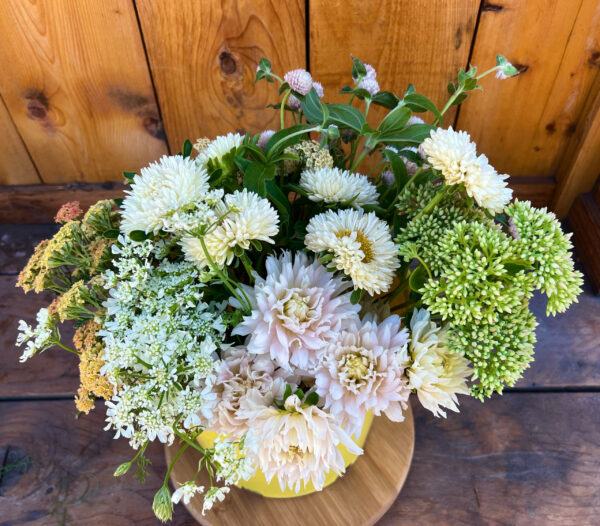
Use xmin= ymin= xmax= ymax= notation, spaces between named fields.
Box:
xmin=341 ymin=352 xmax=371 ymax=383
xmin=336 ymin=229 xmax=374 ymax=263
xmin=284 ymin=291 xmax=311 ymax=321
xmin=287 ymin=445 xmax=306 ymax=461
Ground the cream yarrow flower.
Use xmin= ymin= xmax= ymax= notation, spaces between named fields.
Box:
xmin=305 ymin=209 xmax=400 ymax=295
xmin=421 ymin=127 xmax=512 ymax=213
xmin=241 ymin=393 xmax=362 ymax=492
xmin=314 ymin=315 xmax=411 ymax=437
xmin=231 ymin=251 xmax=360 ymax=372
xmin=181 ymin=189 xmax=279 ymax=269
xmin=401 ymin=309 xmax=471 ymax=418
xmin=120 ymin=155 xmax=209 ymax=234
xmin=299 ymin=167 xmax=379 ymax=208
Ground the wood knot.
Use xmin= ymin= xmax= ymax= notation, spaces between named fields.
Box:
xmin=482 ymin=2 xmax=504 ymax=12
xmin=589 ymin=50 xmax=600 ymax=68
xmin=219 ymin=52 xmax=237 ymax=74
xmin=545 ymin=122 xmax=556 ymax=134
xmin=513 ymin=63 xmax=529 ymax=74
xmin=23 ymin=88 xmax=49 ymax=120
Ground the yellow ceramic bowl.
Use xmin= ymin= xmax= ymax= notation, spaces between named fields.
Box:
xmin=197 ymin=411 xmax=374 ymax=498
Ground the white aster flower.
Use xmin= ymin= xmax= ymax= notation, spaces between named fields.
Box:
xmin=284 ymin=68 xmax=313 ymax=95
xmin=231 ymin=251 xmax=360 ymax=372
xmin=299 ymin=167 xmax=379 ymax=208
xmin=315 ymin=315 xmax=410 ymax=437
xmin=172 ymin=481 xmax=204 ymax=505
xmin=197 ymin=133 xmax=244 ymax=167
xmin=212 ymin=347 xmax=286 ymax=437
xmin=202 ymin=486 xmax=230 ymax=515
xmin=401 ymin=309 xmax=472 ymax=418
xmin=241 ymin=393 xmax=362 ymax=492
xmin=305 ymin=209 xmax=400 ymax=295
xmin=120 ymin=155 xmax=210 ymax=234
xmin=421 ymin=127 xmax=512 ymax=213
xmin=181 ymin=189 xmax=279 ymax=269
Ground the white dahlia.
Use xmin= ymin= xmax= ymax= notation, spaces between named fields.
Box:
xmin=305 ymin=209 xmax=400 ymax=295
xmin=299 ymin=167 xmax=379 ymax=208
xmin=197 ymin=133 xmax=244 ymax=166
xmin=314 ymin=315 xmax=410 ymax=437
xmin=231 ymin=251 xmax=360 ymax=372
xmin=401 ymin=309 xmax=472 ymax=418
xmin=421 ymin=127 xmax=512 ymax=213
xmin=120 ymin=155 xmax=209 ymax=234
xmin=181 ymin=189 xmax=279 ymax=269
xmin=212 ymin=347 xmax=286 ymax=438
xmin=241 ymin=393 xmax=362 ymax=492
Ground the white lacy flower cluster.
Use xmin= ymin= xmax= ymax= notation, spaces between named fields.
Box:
xmin=99 ymin=236 xmax=227 ymax=449
xmin=16 ymin=307 xmax=57 ymax=363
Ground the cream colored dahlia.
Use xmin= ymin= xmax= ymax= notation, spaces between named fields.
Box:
xmin=299 ymin=167 xmax=378 ymax=208
xmin=400 ymin=309 xmax=471 ymax=418
xmin=197 ymin=133 xmax=244 ymax=166
xmin=212 ymin=347 xmax=286 ymax=438
xmin=240 ymin=393 xmax=362 ymax=492
xmin=304 ymin=209 xmax=400 ymax=295
xmin=314 ymin=315 xmax=410 ymax=437
xmin=231 ymin=251 xmax=360 ymax=372
xmin=181 ymin=189 xmax=279 ymax=269
xmin=421 ymin=127 xmax=512 ymax=214
xmin=120 ymin=155 xmax=209 ymax=234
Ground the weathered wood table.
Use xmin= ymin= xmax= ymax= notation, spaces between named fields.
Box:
xmin=1 ymin=225 xmax=599 ymax=525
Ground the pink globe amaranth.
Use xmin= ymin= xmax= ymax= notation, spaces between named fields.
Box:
xmin=284 ymin=68 xmax=313 ymax=95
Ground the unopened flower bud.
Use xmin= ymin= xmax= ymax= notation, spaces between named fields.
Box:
xmin=257 ymin=130 xmax=275 ymax=150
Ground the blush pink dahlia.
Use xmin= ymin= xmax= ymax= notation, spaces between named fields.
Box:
xmin=315 ymin=315 xmax=411 ymax=437
xmin=231 ymin=251 xmax=360 ymax=373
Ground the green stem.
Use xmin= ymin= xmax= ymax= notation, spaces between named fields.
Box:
xmin=350 ymin=148 xmax=369 ymax=172
xmin=53 ymin=340 xmax=80 ymax=356
xmin=412 ymin=185 xmax=449 ymax=220
xmin=173 ymin=429 xmax=206 ymax=455
xmin=280 ymin=89 xmax=291 ymax=130
xmin=269 ymin=127 xmax=320 ymax=157
xmin=163 ymin=442 xmax=190 ymax=486
xmin=415 ymin=255 xmax=433 ymax=280
xmin=240 ymin=253 xmax=255 ymax=283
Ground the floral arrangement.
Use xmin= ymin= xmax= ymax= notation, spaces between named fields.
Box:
xmin=15 ymin=54 xmax=582 ymax=520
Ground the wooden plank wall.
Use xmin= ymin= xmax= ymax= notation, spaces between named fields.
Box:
xmin=0 ymin=0 xmax=599 ymax=217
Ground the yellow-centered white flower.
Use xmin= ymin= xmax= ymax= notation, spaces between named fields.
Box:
xmin=421 ymin=127 xmax=512 ymax=214
xmin=299 ymin=167 xmax=378 ymax=208
xmin=400 ymin=309 xmax=472 ymax=417
xmin=305 ymin=209 xmax=400 ymax=295
xmin=120 ymin=155 xmax=209 ymax=234
xmin=181 ymin=189 xmax=279 ymax=269
xmin=240 ymin=393 xmax=362 ymax=493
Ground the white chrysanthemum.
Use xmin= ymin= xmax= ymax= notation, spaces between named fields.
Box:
xmin=212 ymin=347 xmax=286 ymax=438
xmin=421 ymin=127 xmax=512 ymax=213
xmin=241 ymin=393 xmax=362 ymax=492
xmin=305 ymin=209 xmax=400 ymax=295
xmin=400 ymin=309 xmax=471 ymax=418
xmin=198 ymin=133 xmax=244 ymax=166
xmin=231 ymin=251 xmax=360 ymax=372
xmin=284 ymin=69 xmax=313 ymax=95
xmin=299 ymin=167 xmax=379 ymax=208
xmin=120 ymin=155 xmax=209 ymax=234
xmin=181 ymin=189 xmax=279 ymax=269
xmin=314 ymin=315 xmax=410 ymax=437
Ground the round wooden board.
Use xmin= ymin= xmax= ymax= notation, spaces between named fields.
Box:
xmin=165 ymin=403 xmax=414 ymax=526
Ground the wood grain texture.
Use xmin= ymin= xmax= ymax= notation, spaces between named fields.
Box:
xmin=0 ymin=401 xmax=194 ymax=525
xmin=136 ymin=0 xmax=306 ymax=149
xmin=0 ymin=182 xmax=126 ymax=224
xmin=552 ymin=81 xmax=600 ymax=217
xmin=0 ymin=224 xmax=57 ymax=275
xmin=457 ymin=0 xmax=600 ymax=178
xmin=0 ymin=275 xmax=78 ymax=398
xmin=568 ymin=192 xmax=600 ymax=295
xmin=167 ymin=406 xmax=414 ymax=526
xmin=380 ymin=394 xmax=600 ymax=526
xmin=508 ymin=175 xmax=556 ymax=208
xmin=0 ymin=0 xmax=167 ymax=184
xmin=309 ymin=0 xmax=480 ymax=126
xmin=0 ymin=95 xmax=40 ymax=185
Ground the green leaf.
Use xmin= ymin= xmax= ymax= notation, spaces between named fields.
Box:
xmin=327 ymin=103 xmax=365 ymax=132
xmin=379 ymin=123 xmax=435 ymax=146
xmin=351 ymin=56 xmax=367 ymax=79
xmin=404 ymin=84 xmax=416 ymax=96
xmin=266 ymin=179 xmax=291 ymax=224
xmin=208 ymin=168 xmax=223 ymax=185
xmin=383 ymin=149 xmax=409 ymax=191
xmin=339 ymin=86 xmax=372 ymax=100
xmin=371 ymin=91 xmax=400 ymax=109
xmin=181 ymin=139 xmax=193 ymax=158
xmin=242 ymin=144 xmax=267 ymax=164
xmin=496 ymin=55 xmax=508 ymax=67
xmin=451 ymin=93 xmax=468 ymax=106
xmin=250 ymin=239 xmax=263 ymax=251
xmin=283 ymin=384 xmax=292 ymax=401
xmin=447 ymin=81 xmax=456 ymax=94
xmin=242 ymin=162 xmax=269 ymax=197
xmin=350 ymin=289 xmax=363 ymax=304
xmin=114 ymin=197 xmax=124 ymax=208
xmin=409 ymin=264 xmax=428 ymax=292
xmin=403 ymin=93 xmax=442 ymax=122
xmin=462 ymin=78 xmax=478 ymax=91
xmin=377 ymin=105 xmax=411 ymax=135
xmin=234 ymin=156 xmax=251 ymax=173
xmin=304 ymin=391 xmax=319 ymax=406
xmin=103 ymin=228 xmax=120 ymax=239
xmin=233 ymin=244 xmax=245 ymax=257
xmin=265 ymin=124 xmax=313 ymax=156
xmin=294 ymin=388 xmax=305 ymax=399
xmin=122 ymin=171 xmax=136 ymax=181
xmin=300 ymin=88 xmax=324 ymax=124
xmin=278 ymin=82 xmax=291 ymax=95
xmin=129 ymin=230 xmax=148 ymax=242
